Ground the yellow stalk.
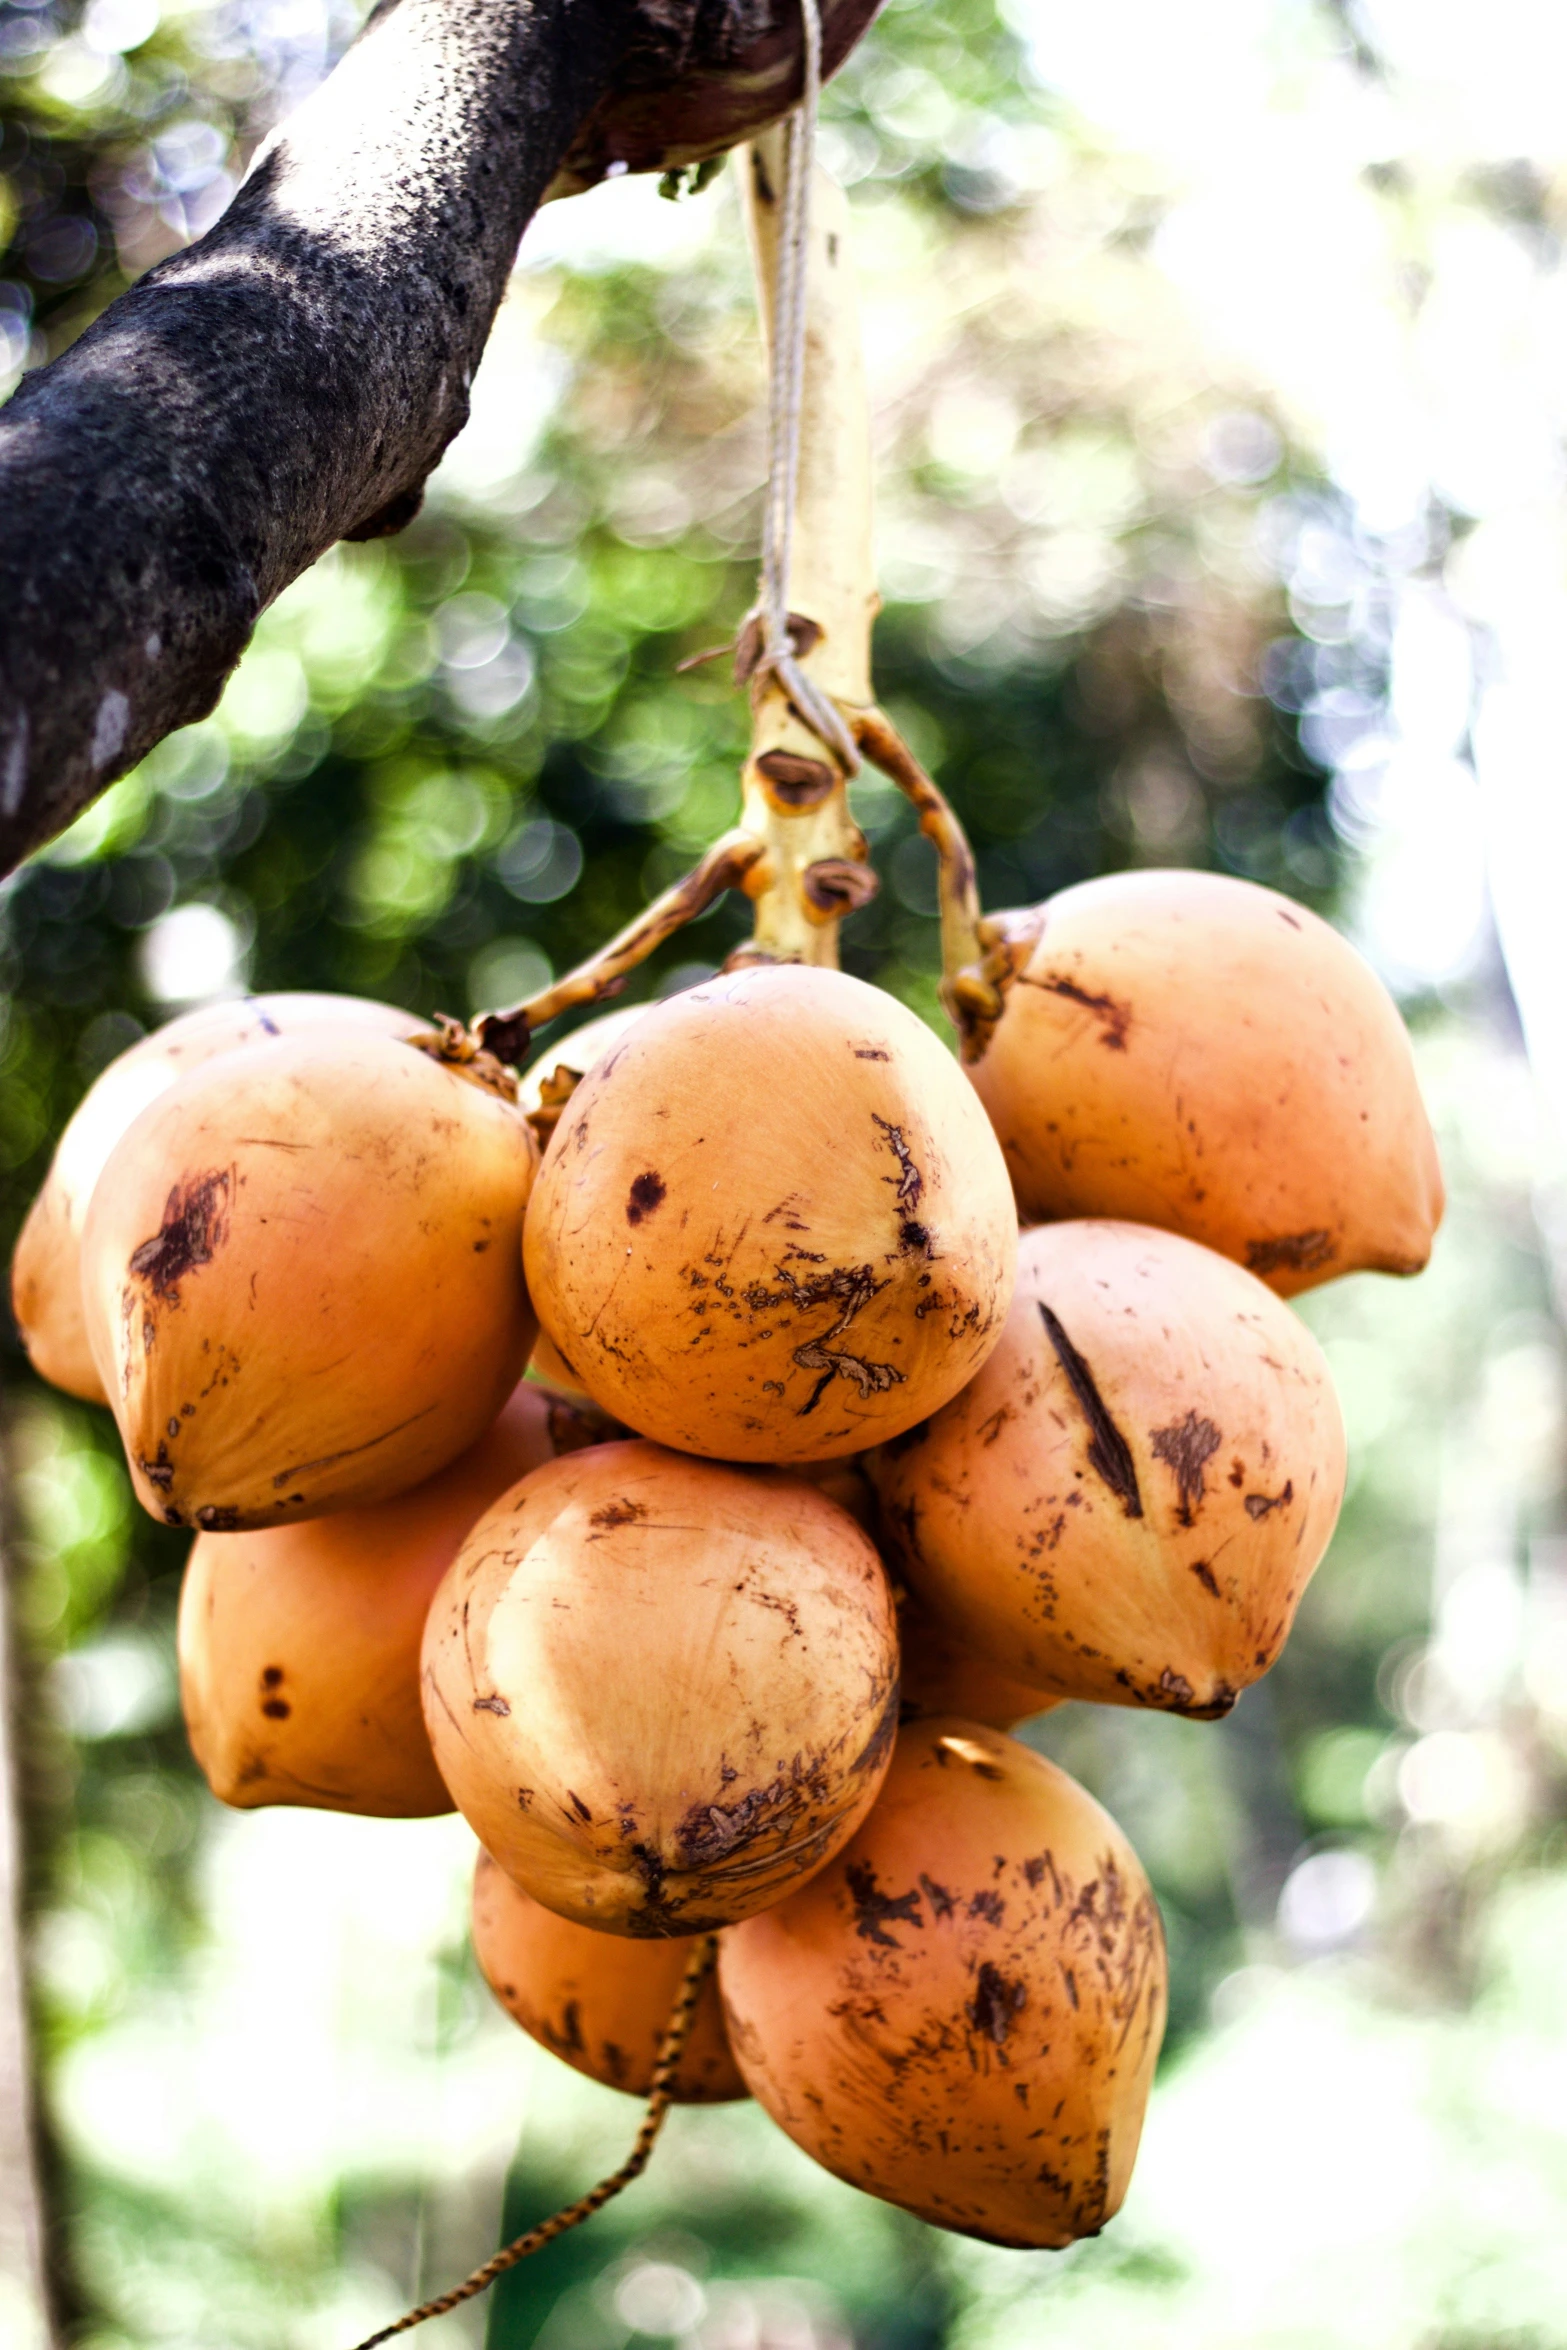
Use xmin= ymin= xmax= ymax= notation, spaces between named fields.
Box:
xmin=737 ymin=129 xmax=878 ymax=966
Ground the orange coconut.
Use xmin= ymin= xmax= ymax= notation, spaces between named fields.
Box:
xmin=81 ymin=1028 xmax=538 ymax=1529
xmin=422 ymin=1439 xmax=899 ymax=1935
xmin=719 ymin=1716 xmax=1166 ymax=2246
xmin=969 ymin=870 xmax=1443 ymax=1295
xmin=523 ymin=964 xmax=1017 ymax=1463
xmin=896 ymin=1592 xmax=1061 ymax=1730
xmin=176 ymin=1381 xmax=605 ymax=1815
xmin=12 ymin=992 xmax=421 ymax=1403
xmin=872 ymin=1220 xmax=1345 ymax=1718
xmin=471 ymin=1850 xmax=744 ymax=2101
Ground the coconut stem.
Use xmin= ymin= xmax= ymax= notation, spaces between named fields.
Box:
xmin=850 ymin=708 xmax=1013 ymax=1063
xmin=471 ymin=829 xmax=765 ymax=1066
xmin=462 ymin=133 xmax=881 ymax=1071
xmin=345 ymin=1933 xmax=719 ymax=2350
xmin=733 ymin=130 xmax=877 ymax=971
xmin=462 ymin=142 xmax=1010 ymax=1070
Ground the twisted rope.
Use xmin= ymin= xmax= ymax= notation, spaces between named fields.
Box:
xmin=346 ymin=1933 xmax=721 ymax=2350
xmin=749 ymin=0 xmax=861 ymax=775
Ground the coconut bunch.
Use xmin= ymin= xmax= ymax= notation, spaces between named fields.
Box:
xmin=6 ymin=849 xmax=1437 ymax=2249
xmin=6 ymin=138 xmax=1443 ymax=2278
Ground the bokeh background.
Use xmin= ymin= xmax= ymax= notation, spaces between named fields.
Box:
xmin=6 ymin=0 xmax=1567 ymax=2343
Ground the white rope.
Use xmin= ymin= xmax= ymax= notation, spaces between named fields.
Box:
xmin=750 ymin=0 xmax=862 ymax=775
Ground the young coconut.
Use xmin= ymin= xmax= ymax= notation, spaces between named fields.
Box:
xmin=11 ymin=992 xmax=421 ymax=1403
xmin=719 ymin=1715 xmax=1166 ymax=2246
xmin=472 ymin=1850 xmax=745 ymax=2102
xmin=81 ymin=1027 xmax=539 ymax=1529
xmin=177 ymin=1381 xmax=607 ymax=1816
xmin=872 ymin=1220 xmax=1346 ymax=1719
xmin=523 ymin=964 xmax=1017 ymax=1463
xmin=968 ymin=869 xmax=1443 ymax=1295
xmin=897 ymin=1591 xmax=1061 ymax=1731
xmin=422 ymin=1439 xmax=899 ymax=1935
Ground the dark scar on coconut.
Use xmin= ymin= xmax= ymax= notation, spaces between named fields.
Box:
xmin=1021 ymin=972 xmax=1130 ymax=1049
xmin=746 ymin=1262 xmax=903 ymax=1409
xmin=127 ymin=1168 xmax=233 ymax=1302
xmin=1244 ymin=1481 xmax=1294 ymax=1520
xmin=845 ymin=1861 xmax=924 ymax=1947
xmin=626 ymin=1171 xmax=667 ymax=1225
xmin=589 ymin=1498 xmax=646 ymax=1531
xmin=1245 ymin=1229 xmax=1335 ymax=1276
xmin=1150 ymin=1410 xmax=1222 ymax=1526
xmin=966 ymin=1960 xmax=1027 ymax=2045
xmin=1037 ymin=1303 xmax=1143 ymax=1518
xmin=872 ymin=1115 xmax=923 ymax=1212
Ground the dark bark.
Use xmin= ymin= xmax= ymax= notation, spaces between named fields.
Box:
xmin=0 ymin=0 xmax=630 ymax=877
xmin=0 ymin=0 xmax=885 ymax=880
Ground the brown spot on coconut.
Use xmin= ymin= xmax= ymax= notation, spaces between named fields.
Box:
xmin=717 ymin=1716 xmax=1166 ymax=2247
xmin=868 ymin=1221 xmax=1345 ymax=1717
xmin=523 ymin=965 xmax=1017 ymax=1464
xmin=10 ymin=991 xmax=421 ymax=1403
xmin=178 ymin=1380 xmax=592 ymax=1817
xmin=969 ymin=870 xmax=1443 ymax=1296
xmin=471 ymin=1851 xmax=745 ymax=2104
xmin=81 ymin=1027 xmax=539 ymax=1527
xmin=421 ymin=1439 xmax=899 ymax=1935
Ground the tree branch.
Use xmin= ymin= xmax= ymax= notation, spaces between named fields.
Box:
xmin=0 ymin=0 xmax=885 ymax=882
xmin=0 ymin=0 xmax=631 ymax=877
